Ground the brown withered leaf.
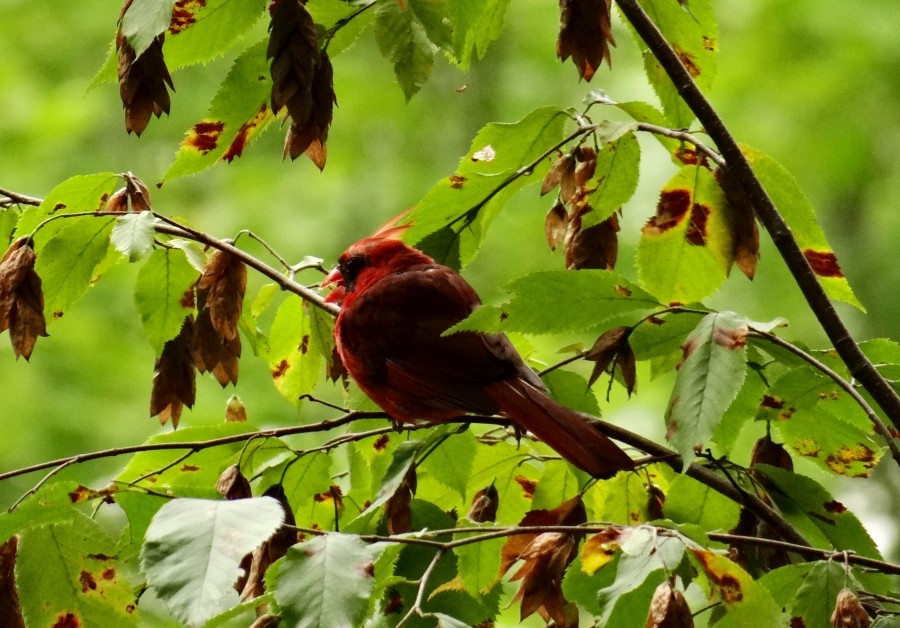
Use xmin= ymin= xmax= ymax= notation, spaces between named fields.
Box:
xmin=240 ymin=484 xmax=297 ymax=602
xmin=541 ymin=154 xmax=575 ymax=197
xmin=225 ymin=394 xmax=248 ymax=422
xmin=106 ymin=175 xmax=151 ymax=213
xmin=509 ymin=532 xmax=578 ymax=627
xmin=467 ymin=483 xmax=499 ymax=523
xmin=565 ymin=211 xmax=619 ymax=270
xmin=646 ymin=580 xmax=694 ymax=628
xmin=194 ymin=306 xmax=241 ymax=386
xmin=557 ymin=0 xmax=615 ymax=81
xmin=573 ymin=146 xmax=597 ymax=187
xmin=0 ymin=239 xmax=48 ymax=360
xmin=385 ymin=467 xmax=417 ymax=535
xmin=197 ymin=251 xmax=246 ymax=342
xmin=716 ymin=168 xmax=759 ymax=279
xmin=0 ymin=536 xmax=24 ymax=628
xmin=750 ymin=435 xmax=793 ymax=472
xmin=117 ymin=0 xmax=174 ymax=136
xmin=284 ymin=52 xmax=335 ymax=169
xmin=544 ymin=200 xmax=568 ymax=252
xmin=830 ymin=588 xmax=870 ymax=628
xmin=216 ymin=464 xmax=253 ymax=501
xmin=585 ymin=326 xmax=636 ymax=394
xmin=500 ymin=495 xmax=586 ymax=575
xmin=150 ymin=316 xmax=196 ymax=427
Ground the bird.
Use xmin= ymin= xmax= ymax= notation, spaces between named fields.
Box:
xmin=322 ymin=234 xmax=634 ymax=479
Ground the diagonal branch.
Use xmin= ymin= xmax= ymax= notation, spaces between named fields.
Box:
xmin=614 ymin=0 xmax=900 ymax=430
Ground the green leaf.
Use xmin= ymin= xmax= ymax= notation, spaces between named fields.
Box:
xmin=308 ymin=0 xmax=374 ymax=57
xmin=451 ymin=270 xmax=657 ymax=336
xmin=272 ymin=533 xmax=379 ymax=628
xmin=531 ymin=463 xmax=583 ymax=511
xmin=164 ymin=39 xmax=276 ymax=181
xmin=446 ymin=0 xmax=511 ymax=69
xmin=14 ymin=173 xmax=118 ymax=242
xmin=262 ymin=452 xmax=333 ymax=528
xmin=663 ymin=474 xmax=740 ymax=531
xmin=637 ymin=165 xmax=733 ymax=304
xmin=712 ymin=368 xmax=767 ymax=454
xmin=116 ymin=423 xmax=263 ymax=497
xmin=466 ymin=440 xmax=538 ymax=525
xmin=689 ymin=548 xmax=784 ymax=626
xmin=120 ymin=0 xmax=179 ymax=56
xmin=134 ymin=247 xmax=199 ymax=352
xmin=630 ymin=310 xmax=704 ymax=379
xmin=562 ymin=554 xmax=618 ymax=616
xmin=581 ymin=132 xmax=641 ymax=228
xmin=141 ymin=496 xmax=284 ymax=626
xmin=791 ymin=561 xmax=849 ymax=628
xmin=665 ymin=312 xmax=748 ymax=467
xmin=614 ymin=100 xmax=681 ymax=157
xmin=755 ymin=465 xmax=882 ymax=561
xmin=433 ymin=612 xmax=473 ymax=628
xmin=17 ymin=514 xmax=139 ymax=626
xmin=404 ymin=107 xmax=568 ymax=265
xmin=110 ymin=212 xmax=157 ymax=262
xmin=36 ymin=217 xmax=116 ymax=319
xmin=626 ymin=0 xmax=718 ymax=128
xmin=454 ymin=525 xmax=503 ymax=596
xmin=374 ymin=1 xmax=438 ymax=100
xmin=742 ymin=145 xmax=865 ymax=310
xmin=541 ymin=368 xmax=601 ymax=416
xmin=367 ymin=439 xmax=422 ymax=514
xmin=164 ymin=0 xmax=266 ymax=68
xmin=267 ymin=295 xmax=323 ymax=404
xmin=421 ymin=430 xmax=477 ymax=501
xmin=589 ymin=471 xmax=650 ymax=525
xmin=759 ymin=367 xmax=881 ymax=476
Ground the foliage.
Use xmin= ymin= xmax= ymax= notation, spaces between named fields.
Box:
xmin=1 ymin=0 xmax=899 ymax=626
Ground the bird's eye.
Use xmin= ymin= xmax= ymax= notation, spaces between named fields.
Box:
xmin=341 ymin=254 xmax=366 ymax=283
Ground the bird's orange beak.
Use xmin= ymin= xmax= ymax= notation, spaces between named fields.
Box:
xmin=322 ymin=267 xmax=345 ymax=305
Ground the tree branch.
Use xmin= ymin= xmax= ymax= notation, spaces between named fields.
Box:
xmin=615 ymin=0 xmax=900 ymax=429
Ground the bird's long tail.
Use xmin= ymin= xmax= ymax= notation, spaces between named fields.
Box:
xmin=486 ymin=379 xmax=634 ymax=479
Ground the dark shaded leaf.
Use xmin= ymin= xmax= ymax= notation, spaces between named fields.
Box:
xmin=467 ymin=484 xmax=499 ymax=523
xmin=117 ymin=0 xmax=174 ymax=135
xmin=0 ymin=537 xmax=24 ymax=628
xmin=557 ymin=0 xmax=615 ymax=81
xmin=385 ymin=467 xmax=416 ymax=535
xmin=150 ymin=316 xmax=196 ymax=427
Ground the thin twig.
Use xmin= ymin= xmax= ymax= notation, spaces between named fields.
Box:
xmin=0 ymin=187 xmax=41 ymax=207
xmin=396 ymin=548 xmax=445 ymax=628
xmin=7 ymin=457 xmax=79 ymax=512
xmin=750 ymin=328 xmax=900 ymax=468
xmin=615 ymin=0 xmax=900 ymax=430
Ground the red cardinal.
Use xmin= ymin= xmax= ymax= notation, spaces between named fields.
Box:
xmin=323 ymin=236 xmax=634 ymax=478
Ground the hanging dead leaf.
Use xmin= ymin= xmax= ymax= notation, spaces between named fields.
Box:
xmin=646 ymin=579 xmax=694 ymax=628
xmin=565 ymin=211 xmax=619 ymax=270
xmin=500 ymin=495 xmax=586 ymax=575
xmin=225 ymin=394 xmax=248 ymax=422
xmin=0 ymin=239 xmax=48 ymax=360
xmin=509 ymin=532 xmax=578 ymax=627
xmin=544 ymin=200 xmax=568 ymax=251
xmin=284 ymin=52 xmax=335 ymax=169
xmin=541 ymin=154 xmax=575 ymax=197
xmin=467 ymin=483 xmax=499 ymax=523
xmin=716 ymin=168 xmax=759 ymax=279
xmin=216 ymin=464 xmax=253 ymax=501
xmin=106 ymin=175 xmax=152 ymax=213
xmin=197 ymin=251 xmax=246 ymax=341
xmin=385 ymin=467 xmax=417 ymax=535
xmin=750 ymin=435 xmax=793 ymax=472
xmin=0 ymin=536 xmax=24 ymax=628
xmin=150 ymin=316 xmax=196 ymax=427
xmin=240 ymin=484 xmax=297 ymax=603
xmin=557 ymin=0 xmax=615 ymax=81
xmin=830 ymin=588 xmax=870 ymax=628
xmin=116 ymin=0 xmax=174 ymax=136
xmin=194 ymin=306 xmax=241 ymax=386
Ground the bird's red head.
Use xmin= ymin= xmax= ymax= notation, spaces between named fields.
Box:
xmin=323 ymin=237 xmax=434 ymax=306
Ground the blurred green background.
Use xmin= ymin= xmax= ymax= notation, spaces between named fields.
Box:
xmin=1 ymin=0 xmax=898 ymax=583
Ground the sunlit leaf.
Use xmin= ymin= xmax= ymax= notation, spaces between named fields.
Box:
xmin=141 ymin=497 xmax=284 ymax=626
xmin=164 ymin=0 xmax=266 ymax=68
xmin=267 ymin=295 xmax=323 ymax=403
xmin=14 ymin=173 xmax=118 ymax=243
xmin=689 ymin=548 xmax=783 ymax=625
xmin=663 ymin=473 xmax=740 ymax=531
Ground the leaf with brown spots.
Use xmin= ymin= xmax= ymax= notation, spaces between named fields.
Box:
xmin=557 ymin=0 xmax=615 ymax=81
xmin=689 ymin=548 xmax=782 ymax=621
xmin=116 ymin=0 xmax=174 ymax=136
xmin=638 ymin=165 xmax=733 ymax=305
xmin=150 ymin=316 xmax=196 ymax=427
xmin=267 ymin=295 xmax=323 ymax=403
xmin=0 ymin=239 xmax=47 ymax=360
